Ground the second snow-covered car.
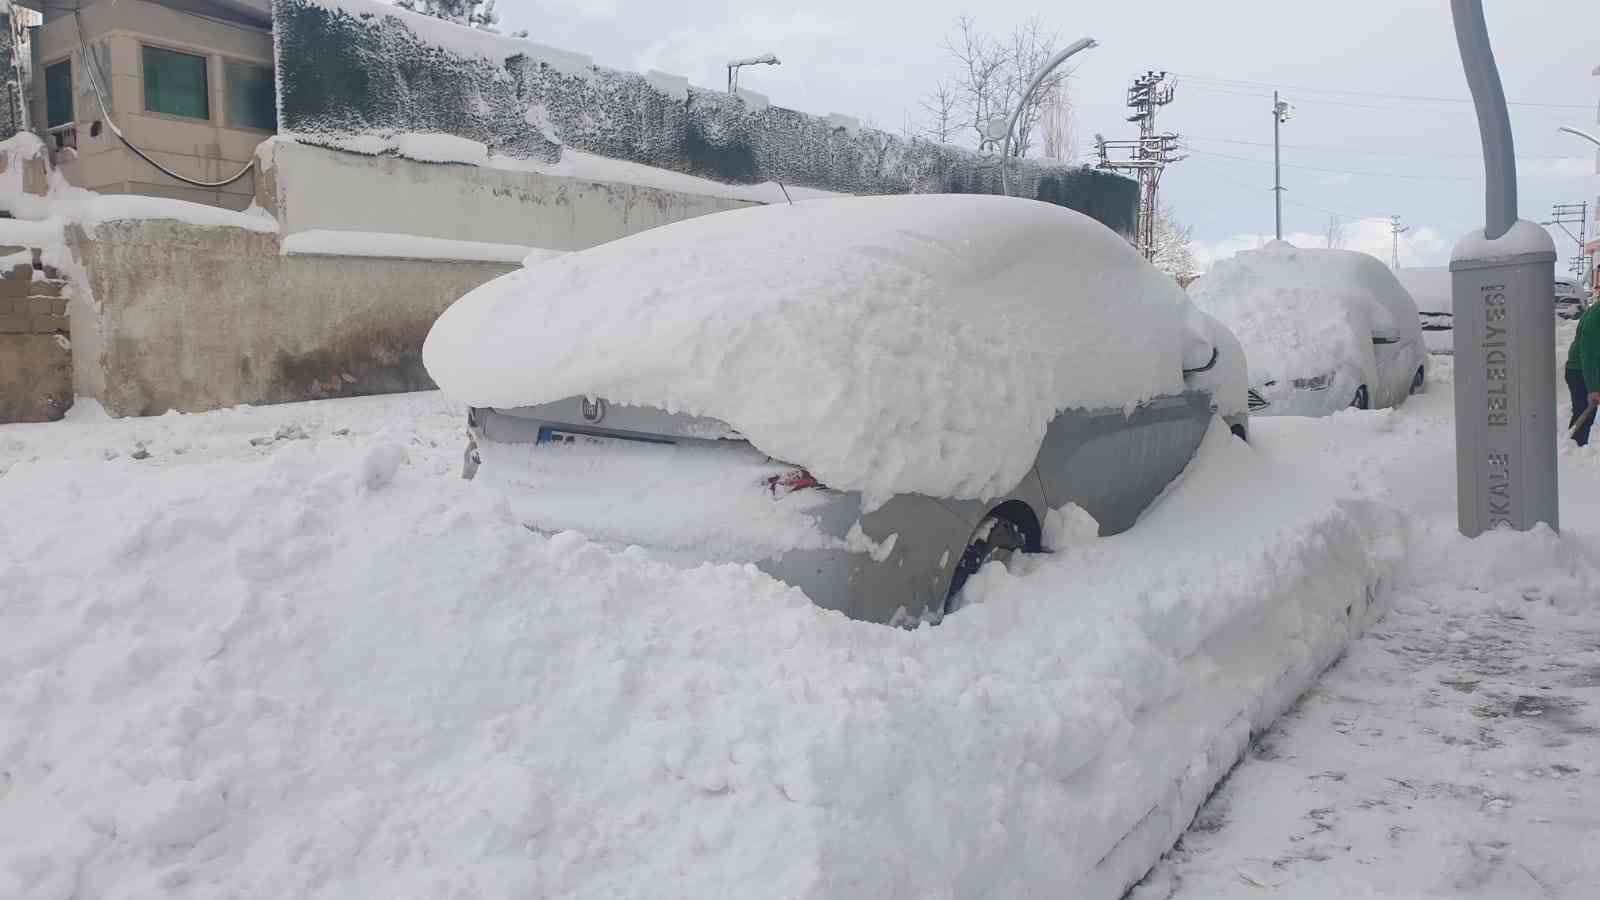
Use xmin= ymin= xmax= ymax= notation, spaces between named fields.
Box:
xmin=1190 ymin=241 xmax=1427 ymax=416
xmin=423 ymin=194 xmax=1247 ymax=625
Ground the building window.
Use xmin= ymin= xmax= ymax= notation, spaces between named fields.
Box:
xmin=225 ymin=61 xmax=275 ymax=131
xmin=45 ymin=59 xmax=72 ymax=128
xmin=142 ymin=46 xmax=209 ymax=120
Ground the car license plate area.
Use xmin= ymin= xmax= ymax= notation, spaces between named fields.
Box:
xmin=536 ymin=427 xmax=669 ymax=448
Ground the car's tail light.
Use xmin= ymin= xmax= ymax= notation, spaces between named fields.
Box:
xmin=767 ymin=469 xmax=821 ymax=496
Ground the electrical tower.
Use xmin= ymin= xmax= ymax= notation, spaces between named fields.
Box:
xmin=1096 ymin=71 xmax=1182 ymax=261
xmin=1547 ymin=201 xmax=1589 ymax=281
xmin=1389 ymin=215 xmax=1410 ymax=269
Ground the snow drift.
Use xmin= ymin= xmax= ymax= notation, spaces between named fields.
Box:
xmin=0 ymin=393 xmax=1400 ymax=899
xmin=424 ymin=195 xmax=1195 ymax=506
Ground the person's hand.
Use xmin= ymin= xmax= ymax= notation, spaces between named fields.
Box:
xmin=1588 ymin=391 xmax=1600 ymax=407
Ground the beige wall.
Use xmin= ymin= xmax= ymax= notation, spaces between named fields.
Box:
xmin=258 ymin=141 xmax=755 ymax=250
xmin=67 ymin=220 xmax=516 ymax=416
xmin=34 ymin=0 xmax=271 ymax=209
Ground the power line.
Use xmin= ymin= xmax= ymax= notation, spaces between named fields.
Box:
xmin=1183 ymin=134 xmax=1580 ymax=161
xmin=1183 ymin=146 xmax=1479 ymax=181
xmin=1183 ymin=158 xmax=1384 ymax=222
xmin=1176 ymin=73 xmax=1593 ymax=110
xmin=1181 ymin=82 xmax=1579 ymax=117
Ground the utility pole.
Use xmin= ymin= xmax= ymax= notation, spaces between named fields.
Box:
xmin=1273 ymin=92 xmax=1291 ymax=240
xmin=1389 ymin=215 xmax=1410 ymax=269
xmin=1096 ymin=71 xmax=1182 ymax=260
xmin=1546 ymin=201 xmax=1589 ymax=280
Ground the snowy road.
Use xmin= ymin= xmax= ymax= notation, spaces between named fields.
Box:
xmin=1137 ymin=356 xmax=1600 ymax=899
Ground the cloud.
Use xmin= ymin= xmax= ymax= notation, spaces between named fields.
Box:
xmin=526 ymin=0 xmax=620 ymax=18
xmin=1520 ymin=156 xmax=1598 ymax=181
xmin=1192 ymin=217 xmax=1456 ymax=272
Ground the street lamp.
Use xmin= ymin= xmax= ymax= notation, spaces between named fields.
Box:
xmin=727 ymin=53 xmax=780 ymax=95
xmin=1558 ymin=125 xmax=1600 ymax=149
xmin=1273 ymin=93 xmax=1292 ymax=240
xmin=995 ymin=37 xmax=1097 ymax=196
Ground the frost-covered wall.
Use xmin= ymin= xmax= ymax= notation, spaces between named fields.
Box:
xmin=272 ymin=0 xmax=1139 ymax=236
xmin=0 ymin=12 xmax=23 ymax=142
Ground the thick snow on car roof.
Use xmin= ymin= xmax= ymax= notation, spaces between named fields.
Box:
xmin=424 ymin=194 xmax=1190 ymax=507
xmin=1188 ymin=242 xmax=1404 ymax=385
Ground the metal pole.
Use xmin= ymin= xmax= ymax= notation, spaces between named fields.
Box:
xmin=999 ymin=37 xmax=1097 ymax=197
xmin=1451 ymin=0 xmax=1517 ymax=239
xmin=1273 ymin=90 xmax=1282 ymax=240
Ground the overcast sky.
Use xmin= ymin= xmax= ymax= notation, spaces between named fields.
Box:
xmin=496 ymin=0 xmax=1599 ymax=271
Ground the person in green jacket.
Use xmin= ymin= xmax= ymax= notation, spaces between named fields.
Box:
xmin=1565 ymin=300 xmax=1600 ymax=445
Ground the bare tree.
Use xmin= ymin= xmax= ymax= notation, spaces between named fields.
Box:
xmin=918 ymin=80 xmax=958 ymax=145
xmin=1151 ymin=205 xmax=1196 ymax=279
xmin=931 ymin=16 xmax=1075 ymax=158
xmin=1324 ymin=214 xmax=1347 ymax=250
xmin=942 ymin=16 xmax=1011 ymax=149
xmin=1003 ymin=17 xmax=1065 ymax=158
xmin=1039 ymin=80 xmax=1075 ymax=162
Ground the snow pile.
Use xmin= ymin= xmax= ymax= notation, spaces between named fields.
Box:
xmin=1189 ymin=241 xmax=1392 ymax=385
xmin=0 ymin=392 xmax=1400 ymax=899
xmin=280 ymin=229 xmax=548 ymax=264
xmin=426 ymin=195 xmax=1196 ymax=506
xmin=271 ymin=132 xmax=839 ymax=205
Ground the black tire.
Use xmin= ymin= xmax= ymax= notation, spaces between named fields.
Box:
xmin=1410 ymin=366 xmax=1425 ymax=395
xmin=1351 ymin=385 xmax=1371 ymax=410
xmin=944 ymin=515 xmax=1026 ymax=617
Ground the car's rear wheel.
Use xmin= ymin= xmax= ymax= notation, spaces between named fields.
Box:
xmin=1351 ymin=385 xmax=1371 ymax=410
xmin=944 ymin=514 xmax=1027 ymax=616
xmin=1410 ymin=366 xmax=1425 ymax=395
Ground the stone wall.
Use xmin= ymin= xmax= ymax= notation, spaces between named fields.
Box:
xmin=0 ymin=247 xmax=73 ymax=422
xmin=272 ymin=0 xmax=1140 ymax=236
xmin=66 ymin=220 xmax=514 ymax=416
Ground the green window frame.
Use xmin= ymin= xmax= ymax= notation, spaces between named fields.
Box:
xmin=142 ymin=45 xmax=209 ymax=120
xmin=225 ymin=60 xmax=276 ymax=131
xmin=45 ymin=59 xmax=72 ymax=129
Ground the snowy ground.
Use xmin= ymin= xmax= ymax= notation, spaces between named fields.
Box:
xmin=2 ymin=357 xmax=1597 ymax=898
xmin=1136 ymin=355 xmax=1600 ymax=899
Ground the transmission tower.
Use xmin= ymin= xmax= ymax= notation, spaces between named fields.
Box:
xmin=1547 ymin=201 xmax=1589 ymax=280
xmin=1095 ymin=71 xmax=1182 ymax=260
xmin=1389 ymin=215 xmax=1410 ymax=269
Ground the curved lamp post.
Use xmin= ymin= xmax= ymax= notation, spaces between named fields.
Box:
xmin=998 ymin=37 xmax=1097 ymax=196
xmin=1558 ymin=125 xmax=1600 ymax=149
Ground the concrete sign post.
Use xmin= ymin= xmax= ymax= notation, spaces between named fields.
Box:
xmin=1449 ymin=0 xmax=1559 ymax=537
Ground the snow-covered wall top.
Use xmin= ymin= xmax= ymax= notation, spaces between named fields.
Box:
xmin=271 ymin=0 xmax=1138 ymax=235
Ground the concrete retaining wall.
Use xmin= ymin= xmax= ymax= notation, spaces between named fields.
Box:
xmin=67 ymin=220 xmax=514 ymax=416
xmin=257 ymin=139 xmax=750 ymax=249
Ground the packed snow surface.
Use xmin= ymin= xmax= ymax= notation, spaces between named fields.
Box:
xmin=1138 ymin=355 xmax=1600 ymax=899
xmin=1189 ymin=241 xmax=1399 ymax=385
xmin=1451 ymin=219 xmax=1557 ymax=265
xmin=0 ymin=389 xmax=1400 ymax=899
xmin=425 ymin=195 xmax=1197 ymax=506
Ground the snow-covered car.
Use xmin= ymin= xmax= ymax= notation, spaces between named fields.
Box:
xmin=423 ymin=194 xmax=1247 ymax=625
xmin=1554 ymin=278 xmax=1587 ymax=320
xmin=1396 ymin=266 xmax=1453 ymax=356
xmin=1191 ymin=242 xmax=1427 ymax=416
